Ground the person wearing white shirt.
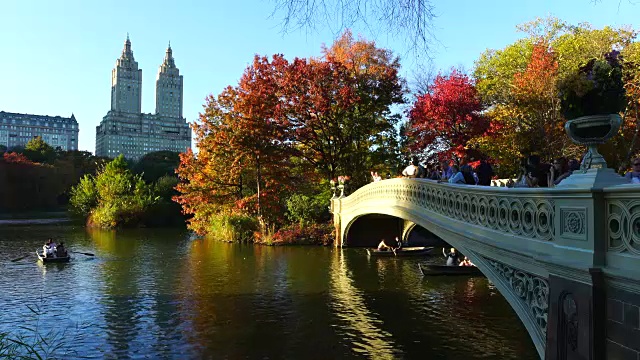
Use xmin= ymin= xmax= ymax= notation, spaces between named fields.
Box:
xmin=402 ymin=158 xmax=421 ymax=178
xmin=43 ymin=238 xmax=57 ymax=257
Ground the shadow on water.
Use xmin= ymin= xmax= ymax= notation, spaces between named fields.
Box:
xmin=0 ymin=225 xmax=538 ymax=359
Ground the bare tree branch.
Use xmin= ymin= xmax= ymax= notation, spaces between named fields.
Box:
xmin=410 ymin=61 xmax=437 ymax=95
xmin=270 ymin=0 xmax=438 ymax=53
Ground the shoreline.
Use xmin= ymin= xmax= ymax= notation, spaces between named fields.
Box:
xmin=0 ymin=218 xmax=71 ymax=225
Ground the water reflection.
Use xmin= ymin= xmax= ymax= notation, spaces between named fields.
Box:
xmin=330 ymin=249 xmax=397 ymax=359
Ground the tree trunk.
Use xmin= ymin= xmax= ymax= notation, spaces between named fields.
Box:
xmin=255 ymin=153 xmax=264 ymax=231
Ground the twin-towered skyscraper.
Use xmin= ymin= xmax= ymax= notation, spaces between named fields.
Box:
xmin=95 ymin=35 xmax=191 ymax=160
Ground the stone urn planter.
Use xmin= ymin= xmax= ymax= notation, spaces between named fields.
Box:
xmin=337 ymin=183 xmax=347 ymax=198
xmin=556 ymin=51 xmax=626 ymax=187
xmin=564 ymin=114 xmax=622 ymax=170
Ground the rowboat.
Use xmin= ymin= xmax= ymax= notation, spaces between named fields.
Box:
xmin=36 ymin=250 xmax=71 ymax=263
xmin=366 ymin=246 xmax=434 ymax=257
xmin=418 ymin=263 xmax=484 ymax=276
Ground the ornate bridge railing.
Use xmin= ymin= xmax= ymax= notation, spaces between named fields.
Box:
xmin=340 ymin=179 xmax=567 ymax=241
xmin=603 ymin=185 xmax=640 ymax=279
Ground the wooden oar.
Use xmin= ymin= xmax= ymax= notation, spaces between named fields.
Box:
xmin=11 ymin=254 xmax=31 ymax=262
xmin=70 ymin=251 xmax=95 ymax=257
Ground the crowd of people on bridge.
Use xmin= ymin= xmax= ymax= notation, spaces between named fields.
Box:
xmin=372 ymin=154 xmax=640 ymax=187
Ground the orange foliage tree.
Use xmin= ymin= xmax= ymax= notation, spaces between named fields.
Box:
xmin=175 ymin=55 xmax=298 ymax=233
xmin=471 ymin=42 xmax=577 ymax=176
xmin=321 ymin=30 xmax=405 ymax=186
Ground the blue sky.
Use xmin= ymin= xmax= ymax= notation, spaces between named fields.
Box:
xmin=0 ymin=0 xmax=637 ymax=153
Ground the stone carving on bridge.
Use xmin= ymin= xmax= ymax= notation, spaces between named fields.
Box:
xmin=561 ymin=293 xmax=579 ymax=353
xmin=343 ymin=182 xmax=556 ymax=241
xmin=606 ymin=200 xmax=640 ymax=255
xmin=488 ymin=259 xmax=549 ymax=338
xmin=560 ymin=208 xmax=587 ymax=240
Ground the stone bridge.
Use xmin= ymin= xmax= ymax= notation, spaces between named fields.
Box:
xmin=330 ymin=169 xmax=640 ymax=359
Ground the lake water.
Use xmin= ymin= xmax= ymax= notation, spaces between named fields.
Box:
xmin=0 ymin=225 xmax=538 ymax=359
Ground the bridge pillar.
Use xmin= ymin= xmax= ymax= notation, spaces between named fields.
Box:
xmin=549 ymin=168 xmax=640 ymax=359
xmin=545 ymin=269 xmax=606 ymax=360
xmin=603 ymin=283 xmax=640 ymax=359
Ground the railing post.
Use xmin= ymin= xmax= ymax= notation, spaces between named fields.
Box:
xmin=545 ymin=166 xmax=624 ymax=359
xmin=331 ymin=197 xmax=343 ymax=247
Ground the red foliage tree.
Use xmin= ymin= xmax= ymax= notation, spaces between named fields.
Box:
xmin=279 ymin=57 xmax=360 ymax=181
xmin=3 ymin=151 xmax=35 ymax=165
xmin=407 ymin=69 xmax=488 ymax=162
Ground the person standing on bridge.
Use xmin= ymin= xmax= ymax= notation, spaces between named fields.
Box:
xmin=402 ymin=158 xmax=421 ymax=178
xmin=440 ymin=161 xmax=454 ymax=180
xmin=476 ymin=157 xmax=494 ymax=186
xmin=624 ymin=157 xmax=640 ymax=184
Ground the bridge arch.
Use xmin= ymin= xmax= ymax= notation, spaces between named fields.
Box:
xmin=344 ymin=214 xmax=404 ymax=247
xmin=343 ymin=207 xmax=548 ymax=357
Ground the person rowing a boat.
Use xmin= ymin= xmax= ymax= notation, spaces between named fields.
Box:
xmin=395 ymin=237 xmax=402 ymax=251
xmin=443 ymin=247 xmax=460 ymax=266
xmin=377 ymin=239 xmax=393 ymax=251
xmin=56 ymin=242 xmax=68 ymax=258
xmin=43 ymin=238 xmax=57 ymax=258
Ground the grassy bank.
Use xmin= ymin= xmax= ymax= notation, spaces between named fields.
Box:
xmin=203 ymin=213 xmax=334 ymax=246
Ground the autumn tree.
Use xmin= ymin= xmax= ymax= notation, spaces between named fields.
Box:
xmin=471 ymin=43 xmax=566 ymax=175
xmin=474 ymin=39 xmax=535 ymax=106
xmin=320 ymin=30 xmax=405 ymax=186
xmin=0 ymin=152 xmax=66 ymax=212
xmin=406 ymin=69 xmax=488 ymax=163
xmin=175 ymin=55 xmax=299 ymax=233
xmin=280 ymin=57 xmax=359 ymax=182
xmin=473 ymin=17 xmax=639 ymax=174
xmin=176 ymin=33 xmax=405 ymax=237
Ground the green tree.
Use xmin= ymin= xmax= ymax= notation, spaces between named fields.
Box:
xmin=69 ymin=175 xmax=98 ymax=217
xmin=24 ymin=136 xmax=55 ymax=164
xmin=472 ymin=18 xmax=639 ymax=172
xmin=133 ymin=151 xmax=181 ymax=182
xmin=285 ymin=191 xmax=331 ymax=226
xmin=69 ymin=155 xmax=160 ymax=228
